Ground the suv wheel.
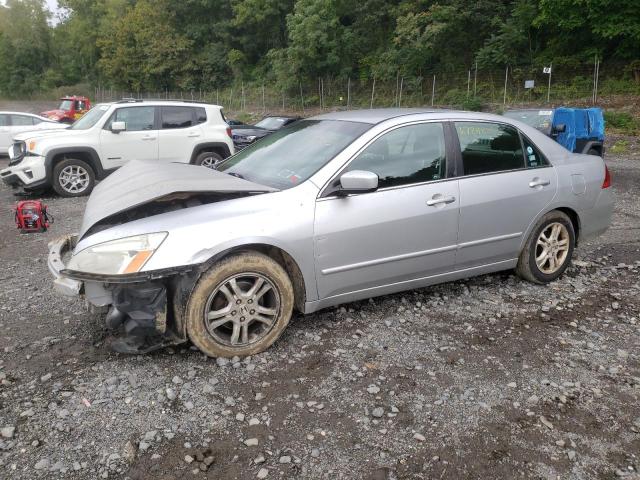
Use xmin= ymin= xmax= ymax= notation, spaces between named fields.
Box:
xmin=516 ymin=210 xmax=575 ymax=284
xmin=194 ymin=151 xmax=223 ymax=169
xmin=185 ymin=252 xmax=294 ymax=357
xmin=52 ymin=158 xmax=96 ymax=197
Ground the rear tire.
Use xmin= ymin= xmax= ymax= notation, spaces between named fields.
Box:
xmin=587 ymin=148 xmax=600 ymax=156
xmin=194 ymin=151 xmax=224 ymax=169
xmin=52 ymin=158 xmax=96 ymax=197
xmin=186 ymin=252 xmax=294 ymax=358
xmin=516 ymin=210 xmax=575 ymax=284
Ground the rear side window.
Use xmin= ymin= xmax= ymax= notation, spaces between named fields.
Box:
xmin=11 ymin=115 xmax=35 ymax=126
xmin=455 ymin=122 xmax=524 ymax=175
xmin=0 ymin=114 xmax=8 ymax=126
xmin=107 ymin=106 xmax=155 ymax=131
xmin=347 ymin=122 xmax=447 ymax=188
xmin=162 ymin=106 xmax=194 ymax=129
xmin=521 ymin=135 xmax=549 ymax=168
xmin=195 ymin=107 xmax=207 ymax=124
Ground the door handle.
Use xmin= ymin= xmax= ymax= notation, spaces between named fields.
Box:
xmin=529 ymin=178 xmax=550 ymax=188
xmin=187 ymin=133 xmax=201 ymax=138
xmin=142 ymin=136 xmax=156 ymax=141
xmin=426 ymin=195 xmax=456 ymax=206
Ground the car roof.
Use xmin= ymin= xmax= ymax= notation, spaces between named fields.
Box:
xmin=99 ymin=100 xmax=222 ymax=108
xmin=310 ymin=108 xmax=459 ymax=124
xmin=309 ymin=108 xmax=521 ymax=125
xmin=0 ymin=111 xmax=39 ymax=116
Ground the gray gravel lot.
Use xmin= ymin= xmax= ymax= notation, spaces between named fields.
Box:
xmin=0 ymin=138 xmax=639 ymax=479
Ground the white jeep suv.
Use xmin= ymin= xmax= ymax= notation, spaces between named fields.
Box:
xmin=0 ymin=100 xmax=235 ymax=197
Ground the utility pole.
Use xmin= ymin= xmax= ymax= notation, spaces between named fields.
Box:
xmin=474 ymin=61 xmax=478 ymax=96
xmin=398 ymin=77 xmax=404 ymax=107
xmin=347 ymin=77 xmax=351 ymax=108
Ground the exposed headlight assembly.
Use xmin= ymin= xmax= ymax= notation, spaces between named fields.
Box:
xmin=67 ymin=233 xmax=167 ymax=275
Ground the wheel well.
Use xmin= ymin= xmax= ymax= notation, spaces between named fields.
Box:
xmin=214 ymin=244 xmax=307 ymax=313
xmin=193 ymin=146 xmax=228 ymax=163
xmin=555 ymin=207 xmax=580 ymax=244
xmin=52 ymin=152 xmax=95 ymax=172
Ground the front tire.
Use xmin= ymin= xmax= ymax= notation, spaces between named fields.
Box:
xmin=52 ymin=158 xmax=96 ymax=197
xmin=194 ymin=151 xmax=223 ymax=169
xmin=186 ymin=252 xmax=294 ymax=357
xmin=516 ymin=210 xmax=575 ymax=284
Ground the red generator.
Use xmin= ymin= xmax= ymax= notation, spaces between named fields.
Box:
xmin=14 ymin=200 xmax=51 ymax=233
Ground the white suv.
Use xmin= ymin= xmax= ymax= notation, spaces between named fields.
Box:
xmin=0 ymin=100 xmax=235 ymax=197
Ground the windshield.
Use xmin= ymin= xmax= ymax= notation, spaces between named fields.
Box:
xmin=255 ymin=117 xmax=289 ymax=130
xmin=218 ymin=120 xmax=370 ymax=189
xmin=69 ymin=104 xmax=109 ymax=130
xmin=59 ymin=99 xmax=73 ymax=110
xmin=503 ymin=110 xmax=552 ymax=131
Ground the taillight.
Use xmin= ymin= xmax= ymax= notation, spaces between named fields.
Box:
xmin=602 ymin=164 xmax=611 ymax=189
xmin=226 ymin=127 xmax=232 ymax=138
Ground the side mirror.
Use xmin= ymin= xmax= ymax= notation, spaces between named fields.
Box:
xmin=111 ymin=121 xmax=126 ymax=133
xmin=338 ymin=170 xmax=378 ymax=195
xmin=553 ymin=123 xmax=566 ymax=133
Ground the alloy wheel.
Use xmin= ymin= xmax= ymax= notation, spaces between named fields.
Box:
xmin=204 ymin=273 xmax=280 ymax=347
xmin=200 ymin=156 xmax=222 ymax=168
xmin=535 ymin=222 xmax=570 ymax=274
xmin=58 ymin=165 xmax=90 ymax=194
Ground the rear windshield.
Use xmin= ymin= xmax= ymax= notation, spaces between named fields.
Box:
xmin=503 ymin=110 xmax=552 ymax=131
xmin=218 ymin=120 xmax=370 ymax=190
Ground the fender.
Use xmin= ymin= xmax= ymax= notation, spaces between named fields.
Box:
xmin=189 ymin=142 xmax=232 ymax=163
xmin=45 ymin=147 xmax=112 ymax=181
xmin=579 ymin=141 xmax=604 ymax=156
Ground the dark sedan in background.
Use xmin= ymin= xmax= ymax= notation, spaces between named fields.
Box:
xmin=231 ymin=116 xmax=300 ymax=150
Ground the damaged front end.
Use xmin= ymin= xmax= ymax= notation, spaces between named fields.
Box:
xmin=49 ymin=233 xmax=202 ymax=353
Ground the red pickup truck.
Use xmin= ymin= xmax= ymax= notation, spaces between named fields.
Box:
xmin=41 ymin=96 xmax=91 ymax=124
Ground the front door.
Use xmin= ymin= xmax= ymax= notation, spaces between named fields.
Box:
xmin=99 ymin=106 xmax=159 ymax=170
xmin=314 ymin=122 xmax=459 ymax=300
xmin=453 ymin=121 xmax=557 ymax=268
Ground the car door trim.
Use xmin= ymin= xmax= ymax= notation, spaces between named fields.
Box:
xmin=457 ymin=231 xmax=522 ymax=249
xmin=320 ymin=243 xmax=458 ymax=275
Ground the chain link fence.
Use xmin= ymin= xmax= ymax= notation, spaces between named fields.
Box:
xmin=94 ymin=61 xmax=639 ymax=116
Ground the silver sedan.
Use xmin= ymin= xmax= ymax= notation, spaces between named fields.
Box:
xmin=48 ymin=109 xmax=613 ymax=357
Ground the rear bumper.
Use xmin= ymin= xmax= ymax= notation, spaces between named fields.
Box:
xmin=48 ymin=234 xmax=83 ymax=296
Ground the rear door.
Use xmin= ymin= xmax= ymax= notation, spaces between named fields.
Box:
xmin=99 ymin=106 xmax=158 ymax=170
xmin=158 ymin=106 xmax=206 ymax=163
xmin=454 ymin=121 xmax=557 ymax=269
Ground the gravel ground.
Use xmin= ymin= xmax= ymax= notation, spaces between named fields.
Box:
xmin=0 ymin=137 xmax=639 ymax=480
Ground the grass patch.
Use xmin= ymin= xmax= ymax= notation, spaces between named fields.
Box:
xmin=604 ymin=111 xmax=639 ymax=135
xmin=609 ymin=140 xmax=630 ymax=154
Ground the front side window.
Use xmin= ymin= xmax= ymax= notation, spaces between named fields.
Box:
xmin=11 ymin=115 xmax=35 ymax=126
xmin=347 ymin=123 xmax=447 ymax=189
xmin=218 ymin=120 xmax=370 ymax=190
xmin=162 ymin=106 xmax=194 ymax=129
xmin=455 ymin=122 xmax=524 ymax=175
xmin=107 ymin=106 xmax=155 ymax=131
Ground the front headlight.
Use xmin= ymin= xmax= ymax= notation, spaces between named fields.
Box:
xmin=246 ymin=135 xmax=257 ymax=142
xmin=67 ymin=233 xmax=167 ymax=275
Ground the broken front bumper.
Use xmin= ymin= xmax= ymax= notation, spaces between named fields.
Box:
xmin=48 ymin=234 xmax=83 ymax=297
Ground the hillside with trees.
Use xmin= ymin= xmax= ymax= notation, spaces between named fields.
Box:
xmin=0 ymin=0 xmax=638 ymax=98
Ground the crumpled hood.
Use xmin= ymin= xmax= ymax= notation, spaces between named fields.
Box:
xmin=79 ymin=160 xmax=276 ymax=238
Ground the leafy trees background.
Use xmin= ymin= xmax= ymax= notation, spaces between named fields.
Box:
xmin=0 ymin=0 xmax=638 ymax=97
